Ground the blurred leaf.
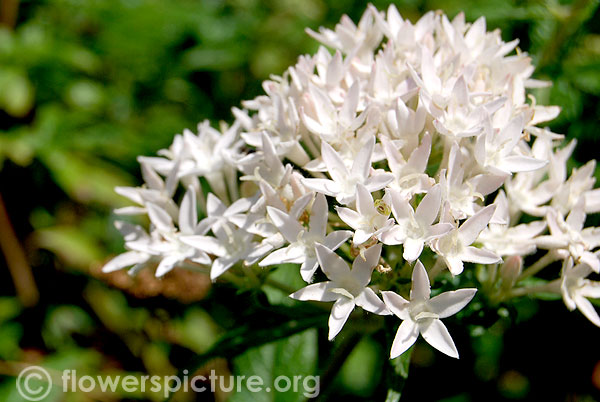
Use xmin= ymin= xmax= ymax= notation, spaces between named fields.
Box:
xmin=337 ymin=336 xmax=383 ymax=397
xmin=84 ymin=283 xmax=149 ymax=334
xmin=43 ymin=305 xmax=94 ymax=349
xmin=0 ymin=67 xmax=34 ymax=117
xmin=262 ymin=265 xmax=305 ymax=307
xmin=230 ymin=328 xmax=318 ymax=402
xmin=0 ymin=297 xmax=22 ymax=323
xmin=34 ymin=226 xmax=104 ymax=269
xmin=39 ymin=150 xmax=134 ymax=205
xmin=170 ymin=308 xmax=223 ymax=354
xmin=0 ymin=323 xmax=23 ymax=360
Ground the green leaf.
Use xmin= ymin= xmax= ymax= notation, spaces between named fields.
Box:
xmin=34 ymin=226 xmax=104 ymax=270
xmin=167 ymin=304 xmax=327 ymax=401
xmin=230 ymin=328 xmax=318 ymax=402
xmin=38 ymin=150 xmax=134 ymax=206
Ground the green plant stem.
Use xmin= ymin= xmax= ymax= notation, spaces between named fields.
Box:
xmin=517 ymin=251 xmax=558 ymax=282
xmin=0 ymin=193 xmax=38 ymax=307
xmin=506 ymin=282 xmax=558 ymax=299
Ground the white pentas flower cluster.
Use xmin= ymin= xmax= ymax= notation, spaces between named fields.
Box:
xmin=103 ymin=6 xmax=600 ymax=359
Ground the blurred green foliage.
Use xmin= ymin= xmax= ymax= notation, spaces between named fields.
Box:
xmin=0 ymin=0 xmax=599 ymax=401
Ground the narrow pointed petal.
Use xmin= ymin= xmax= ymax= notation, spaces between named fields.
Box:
xmin=382 ymin=291 xmax=410 ymax=320
xmin=300 ymin=259 xmax=319 ymax=283
xmin=155 ymin=255 xmax=181 ymax=277
xmin=147 ymin=203 xmax=174 ymax=232
xmin=210 ymin=257 xmax=236 ymax=281
xmin=420 ymin=319 xmax=459 ymax=358
xmin=415 ymin=184 xmax=441 ymax=226
xmin=179 ymin=186 xmax=197 ymax=234
xmin=206 ymin=193 xmax=226 ymax=216
xmin=429 ymin=288 xmax=477 ymax=318
xmin=290 ymin=282 xmax=338 ymax=302
xmin=353 ymin=229 xmax=373 ymax=245
xmin=364 ymin=173 xmax=394 ymax=192
xmin=458 ymin=204 xmax=495 ymax=245
xmin=321 ymin=141 xmax=349 ymax=184
xmin=445 ymin=256 xmax=464 ymax=275
xmin=336 ymin=207 xmax=363 ymax=229
xmin=322 ymin=230 xmax=353 ymax=250
xmin=351 ymin=136 xmax=375 ymax=180
xmin=390 ymin=320 xmax=419 ymax=359
xmin=267 ymin=206 xmax=304 ymax=243
xmin=309 ymin=192 xmax=328 ymax=236
xmin=356 ymin=183 xmax=376 ymax=216
xmin=315 ymin=243 xmax=350 ymax=282
xmin=355 ymin=287 xmax=390 ymax=315
xmin=180 ymin=235 xmax=228 ymax=257
xmin=103 ymin=251 xmax=150 ymax=273
xmin=500 ymin=155 xmax=547 ymax=173
xmin=566 ymin=199 xmax=586 ymax=231
xmin=460 ymin=246 xmax=501 ymax=264
xmin=301 ymin=178 xmax=341 ymax=197
xmin=410 ymin=260 xmax=430 ymax=301
xmin=328 ymin=298 xmax=355 ymax=340
xmin=403 ymin=238 xmax=424 ymax=262
xmin=259 ymin=246 xmax=303 ymax=266
xmin=574 ymin=295 xmax=600 ymax=327
xmin=352 ymin=243 xmax=382 ymax=287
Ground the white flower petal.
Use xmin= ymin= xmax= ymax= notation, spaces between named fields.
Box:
xmin=290 ymin=282 xmax=338 ymax=302
xmin=429 ymin=288 xmax=477 ymax=318
xmin=301 ymin=178 xmax=341 ymax=197
xmin=574 ymin=295 xmax=600 ymax=327
xmin=351 ymin=243 xmax=382 ymax=287
xmin=266 ymin=206 xmax=304 ymax=243
xmin=415 ymin=184 xmax=441 ymax=226
xmin=458 ymin=204 xmax=495 ymax=245
xmin=403 ymin=238 xmax=424 ymax=262
xmin=315 ymin=243 xmax=350 ymax=282
xmin=355 ymin=287 xmax=390 ymax=315
xmin=390 ymin=320 xmax=419 ymax=359
xmin=103 ymin=251 xmax=150 ymax=273
xmin=460 ymin=246 xmax=501 ymax=264
xmin=178 ymin=186 xmax=197 ymax=235
xmin=328 ymin=298 xmax=355 ymax=340
xmin=155 ymin=255 xmax=181 ymax=277
xmin=147 ymin=202 xmax=174 ymax=232
xmin=351 ymin=136 xmax=375 ymax=180
xmin=410 ymin=260 xmax=430 ymax=301
xmin=419 ymin=319 xmax=459 ymax=358
xmin=309 ymin=192 xmax=328 ymax=236
xmin=322 ymin=230 xmax=353 ymax=250
xmin=382 ymin=291 xmax=410 ymax=320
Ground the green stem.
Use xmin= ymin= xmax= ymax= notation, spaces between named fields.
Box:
xmin=517 ymin=251 xmax=558 ymax=282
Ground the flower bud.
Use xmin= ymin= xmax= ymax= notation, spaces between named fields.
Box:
xmin=501 ymin=256 xmax=522 ymax=289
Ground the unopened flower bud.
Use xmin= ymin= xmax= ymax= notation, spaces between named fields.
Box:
xmin=501 ymin=256 xmax=522 ymax=289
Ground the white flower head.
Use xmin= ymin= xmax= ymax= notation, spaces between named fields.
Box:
xmin=290 ymin=243 xmax=390 ymax=340
xmin=382 ymin=260 xmax=477 ymax=359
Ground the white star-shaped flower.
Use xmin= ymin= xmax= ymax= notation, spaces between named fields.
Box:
xmin=290 ymin=244 xmax=390 ymax=340
xmin=259 ymin=193 xmax=352 ymax=282
xmin=379 ymin=184 xmax=453 ymax=261
xmin=302 ymin=136 xmax=393 ymax=205
xmin=382 ymin=260 xmax=477 ymax=359
xmin=335 ymin=183 xmax=394 ymax=245
xmin=558 ymin=257 xmax=600 ymax=327
xmin=430 ymin=204 xmax=501 ymax=275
